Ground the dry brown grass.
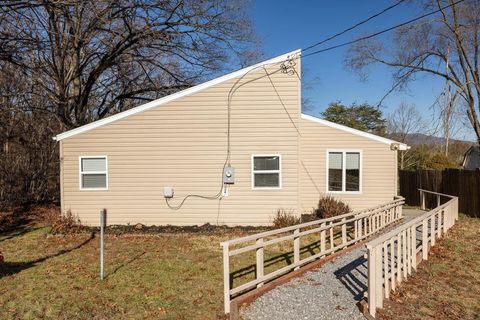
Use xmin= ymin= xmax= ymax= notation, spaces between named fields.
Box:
xmin=0 ymin=226 xmax=247 ymax=319
xmin=378 ymin=215 xmax=480 ymax=320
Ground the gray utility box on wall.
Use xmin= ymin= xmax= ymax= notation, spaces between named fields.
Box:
xmin=223 ymin=167 xmax=235 ymax=184
xmin=163 ymin=186 xmax=174 ymax=198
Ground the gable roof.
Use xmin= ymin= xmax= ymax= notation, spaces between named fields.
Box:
xmin=301 ymin=113 xmax=409 ymax=150
xmin=54 ymin=49 xmax=301 ymax=141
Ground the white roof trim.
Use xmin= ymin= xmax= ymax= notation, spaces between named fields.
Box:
xmin=301 ymin=113 xmax=409 ymax=150
xmin=54 ymin=49 xmax=302 ymax=141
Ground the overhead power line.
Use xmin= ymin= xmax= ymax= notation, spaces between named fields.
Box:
xmin=302 ymin=0 xmax=467 ymax=58
xmin=303 ymin=0 xmax=407 ymax=52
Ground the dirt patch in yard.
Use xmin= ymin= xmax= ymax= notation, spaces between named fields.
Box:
xmin=377 ymin=215 xmax=480 ymax=320
xmin=2 ymin=205 xmax=272 ymax=236
xmin=78 ymin=223 xmax=272 ymax=236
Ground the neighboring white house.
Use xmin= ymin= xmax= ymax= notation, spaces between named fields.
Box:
xmin=54 ymin=49 xmax=408 ymax=226
xmin=462 ymin=146 xmax=480 ymax=170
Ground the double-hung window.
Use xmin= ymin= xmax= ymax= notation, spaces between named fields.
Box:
xmin=327 ymin=151 xmax=361 ymax=193
xmin=252 ymin=155 xmax=281 ymax=189
xmin=79 ymin=156 xmax=108 ymax=190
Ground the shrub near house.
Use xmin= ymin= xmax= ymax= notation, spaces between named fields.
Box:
xmin=315 ymin=196 xmax=350 ymax=219
xmin=272 ymin=209 xmax=301 ymax=228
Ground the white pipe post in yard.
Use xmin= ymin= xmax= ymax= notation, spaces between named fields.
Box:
xmin=100 ymin=209 xmax=107 ymax=280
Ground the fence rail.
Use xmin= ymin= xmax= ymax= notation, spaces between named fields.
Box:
xmin=365 ymin=189 xmax=458 ymax=317
xmin=220 ymin=197 xmax=405 ymax=314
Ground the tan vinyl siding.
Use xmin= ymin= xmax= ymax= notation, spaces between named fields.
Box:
xmin=61 ymin=60 xmax=301 ymax=226
xmin=299 ymin=118 xmax=397 ymax=213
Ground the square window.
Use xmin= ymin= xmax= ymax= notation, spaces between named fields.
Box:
xmin=80 ymin=157 xmax=108 ymax=190
xmin=252 ymin=155 xmax=281 ymax=189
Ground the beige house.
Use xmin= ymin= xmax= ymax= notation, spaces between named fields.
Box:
xmin=54 ymin=50 xmax=408 ymax=226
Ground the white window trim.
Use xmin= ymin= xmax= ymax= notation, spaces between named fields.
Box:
xmin=79 ymin=155 xmax=109 ymax=191
xmin=325 ymin=149 xmax=362 ymax=194
xmin=251 ymin=154 xmax=282 ymax=190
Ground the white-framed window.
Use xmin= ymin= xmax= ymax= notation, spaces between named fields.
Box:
xmin=251 ymin=154 xmax=282 ymax=189
xmin=79 ymin=156 xmax=108 ymax=190
xmin=326 ymin=150 xmax=362 ymax=193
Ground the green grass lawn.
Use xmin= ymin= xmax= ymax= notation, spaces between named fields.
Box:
xmin=378 ymin=215 xmax=480 ymax=320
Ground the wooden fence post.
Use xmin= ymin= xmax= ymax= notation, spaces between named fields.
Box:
xmin=320 ymin=222 xmax=326 ymax=254
xmin=329 ymin=223 xmax=334 ymax=250
xmin=358 ymin=218 xmax=363 ymax=239
xmin=437 ymin=211 xmax=442 ymax=238
xmin=430 ymin=216 xmax=435 ymax=246
xmin=402 ymin=230 xmax=407 ymax=278
xmin=383 ymin=242 xmax=389 ymax=299
xmin=367 ymin=245 xmax=376 ymax=317
xmin=396 ymin=233 xmax=402 ymax=284
xmin=294 ymin=228 xmax=300 ymax=270
xmin=420 ymin=190 xmax=426 ymax=210
xmin=256 ymin=238 xmax=264 ymax=287
xmin=222 ymin=243 xmax=230 ymax=314
xmin=375 ymin=246 xmax=383 ymax=308
xmin=390 ymin=238 xmax=395 ymax=291
xmin=354 ymin=219 xmax=358 ymax=241
xmin=411 ymin=225 xmax=417 ymax=269
xmin=422 ymin=219 xmax=428 ymax=261
xmin=406 ymin=228 xmax=412 ymax=275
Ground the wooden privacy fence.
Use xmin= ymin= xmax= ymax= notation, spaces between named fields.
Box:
xmin=365 ymin=189 xmax=458 ymax=317
xmin=220 ymin=197 xmax=405 ymax=314
xmin=399 ymin=169 xmax=479 ymax=217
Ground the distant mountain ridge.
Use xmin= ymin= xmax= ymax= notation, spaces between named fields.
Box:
xmin=396 ymin=133 xmax=475 ymax=146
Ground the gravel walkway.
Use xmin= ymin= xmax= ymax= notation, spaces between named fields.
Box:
xmin=240 ymin=209 xmax=424 ymax=320
xmin=240 ymin=247 xmax=368 ymax=320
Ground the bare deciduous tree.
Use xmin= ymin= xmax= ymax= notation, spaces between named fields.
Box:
xmin=387 ymin=102 xmax=426 ymax=169
xmin=346 ymin=0 xmax=480 ymax=145
xmin=0 ymin=63 xmax=60 ymax=207
xmin=0 ymin=0 xmax=258 ymax=129
xmin=435 ymin=82 xmax=462 ymax=156
xmin=0 ymin=0 xmax=259 ymax=208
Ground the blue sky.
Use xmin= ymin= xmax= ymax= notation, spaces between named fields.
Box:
xmin=251 ymin=0 xmax=456 ymax=133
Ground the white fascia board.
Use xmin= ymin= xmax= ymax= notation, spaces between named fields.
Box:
xmin=301 ymin=113 xmax=409 ymax=150
xmin=54 ymin=49 xmax=302 ymax=141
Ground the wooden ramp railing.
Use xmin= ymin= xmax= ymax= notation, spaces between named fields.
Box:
xmin=220 ymin=197 xmax=405 ymax=314
xmin=365 ymin=189 xmax=459 ymax=317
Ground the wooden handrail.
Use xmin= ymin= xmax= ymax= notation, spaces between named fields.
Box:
xmin=221 ymin=197 xmax=405 ymax=314
xmin=365 ymin=190 xmax=459 ymax=317
xmin=418 ymin=188 xmax=455 ymax=198
xmin=221 ymin=198 xmax=404 ymax=246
